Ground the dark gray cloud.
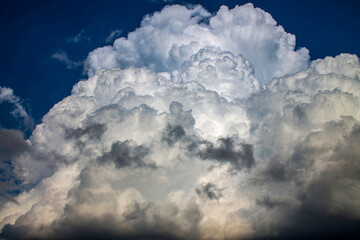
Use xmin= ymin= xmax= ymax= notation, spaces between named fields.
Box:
xmin=195 ymin=183 xmax=223 ymax=200
xmin=263 ymin=210 xmax=360 ymax=240
xmin=296 ymin=123 xmax=360 ymax=219
xmin=65 ymin=123 xmax=106 ymax=140
xmin=0 ymin=200 xmax=202 ymax=240
xmin=256 ymin=195 xmax=288 ymax=209
xmin=181 ymin=200 xmax=203 ymax=233
xmin=250 ymin=120 xmax=360 ymax=240
xmin=0 ymin=218 xmax=181 ymax=240
xmin=262 ymin=157 xmax=291 ymax=182
xmin=162 ymin=124 xmax=186 ymax=146
xmin=97 ymin=140 xmax=153 ymax=168
xmin=0 ymin=128 xmax=29 ymax=161
xmin=0 ymin=129 xmax=29 ymax=203
xmin=197 ymin=137 xmax=255 ymax=170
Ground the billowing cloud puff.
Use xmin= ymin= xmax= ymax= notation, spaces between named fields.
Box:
xmin=86 ymin=3 xmax=309 ymax=84
xmin=176 ymin=49 xmax=260 ymax=100
xmin=0 ymin=65 xmax=255 ymax=239
xmin=1 ymin=4 xmax=360 ymax=240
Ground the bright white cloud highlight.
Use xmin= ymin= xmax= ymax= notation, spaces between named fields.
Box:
xmin=86 ymin=4 xmax=309 ymax=84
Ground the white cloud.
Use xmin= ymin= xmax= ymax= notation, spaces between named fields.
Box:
xmin=176 ymin=48 xmax=261 ymax=100
xmin=86 ymin=4 xmax=309 ymax=84
xmin=243 ymin=54 xmax=360 ymax=237
xmin=1 ymin=4 xmax=360 ymax=240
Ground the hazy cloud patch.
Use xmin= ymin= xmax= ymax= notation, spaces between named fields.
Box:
xmin=51 ymin=50 xmax=82 ymax=69
xmin=105 ymin=29 xmax=122 ymax=44
xmin=66 ymin=29 xmax=91 ymax=44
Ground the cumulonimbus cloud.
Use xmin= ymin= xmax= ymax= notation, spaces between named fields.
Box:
xmin=1 ymin=4 xmax=360 ymax=240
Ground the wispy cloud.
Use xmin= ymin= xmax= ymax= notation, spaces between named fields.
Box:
xmin=51 ymin=50 xmax=82 ymax=69
xmin=66 ymin=29 xmax=91 ymax=44
xmin=105 ymin=29 xmax=122 ymax=43
xmin=0 ymin=87 xmax=27 ymax=118
xmin=0 ymin=87 xmax=33 ymax=129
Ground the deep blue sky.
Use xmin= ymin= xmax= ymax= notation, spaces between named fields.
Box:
xmin=1 ymin=0 xmax=360 ymax=131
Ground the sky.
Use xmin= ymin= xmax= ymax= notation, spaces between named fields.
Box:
xmin=0 ymin=0 xmax=360 ymax=239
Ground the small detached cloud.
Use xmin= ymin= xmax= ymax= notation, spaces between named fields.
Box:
xmin=105 ymin=29 xmax=122 ymax=43
xmin=0 ymin=87 xmax=28 ymax=119
xmin=0 ymin=87 xmax=33 ymax=129
xmin=51 ymin=50 xmax=82 ymax=69
xmin=66 ymin=29 xmax=91 ymax=44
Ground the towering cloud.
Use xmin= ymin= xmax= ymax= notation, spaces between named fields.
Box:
xmin=86 ymin=4 xmax=309 ymax=84
xmin=1 ymin=4 xmax=359 ymax=240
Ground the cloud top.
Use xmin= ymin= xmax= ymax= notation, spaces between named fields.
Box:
xmin=1 ymin=4 xmax=359 ymax=240
xmin=86 ymin=3 xmax=309 ymax=84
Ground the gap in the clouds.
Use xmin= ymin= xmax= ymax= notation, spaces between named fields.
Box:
xmin=0 ymin=102 xmax=20 ymax=129
xmin=0 ymin=156 xmax=23 ymax=201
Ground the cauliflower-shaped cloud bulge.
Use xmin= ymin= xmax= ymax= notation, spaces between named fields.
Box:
xmin=1 ymin=4 xmax=360 ymax=240
xmin=86 ymin=3 xmax=309 ymax=84
xmin=176 ymin=49 xmax=261 ymax=100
